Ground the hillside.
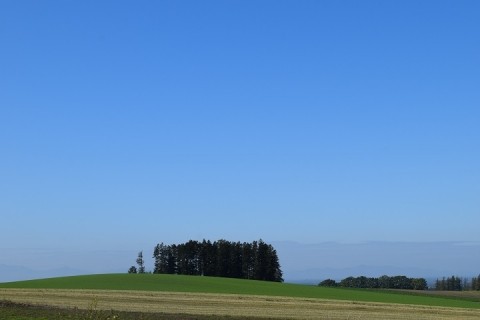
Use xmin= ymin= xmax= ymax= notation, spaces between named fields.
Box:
xmin=1 ymin=273 xmax=480 ymax=309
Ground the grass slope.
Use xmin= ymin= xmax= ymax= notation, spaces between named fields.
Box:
xmin=1 ymin=274 xmax=479 ymax=309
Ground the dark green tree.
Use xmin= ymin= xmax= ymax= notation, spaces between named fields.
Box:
xmin=319 ymin=279 xmax=337 ymax=287
xmin=200 ymin=239 xmax=216 ymax=276
xmin=216 ymin=240 xmax=232 ymax=277
xmin=241 ymin=242 xmax=254 ymax=279
xmin=230 ymin=241 xmax=244 ymax=279
xmin=472 ymin=275 xmax=480 ymax=291
xmin=136 ymin=251 xmax=145 ymax=274
xmin=265 ymin=243 xmax=283 ymax=282
xmin=411 ymin=278 xmax=428 ymax=290
xmin=378 ymin=275 xmax=391 ymax=289
xmin=153 ymin=243 xmax=166 ymax=274
xmin=475 ymin=274 xmax=480 ymax=290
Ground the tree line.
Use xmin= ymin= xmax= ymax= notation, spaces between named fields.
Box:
xmin=128 ymin=239 xmax=283 ymax=282
xmin=319 ymin=275 xmax=428 ymax=290
xmin=435 ymin=275 xmax=480 ymax=291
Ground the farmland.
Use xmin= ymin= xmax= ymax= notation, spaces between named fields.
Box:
xmin=1 ymin=274 xmax=480 ymax=319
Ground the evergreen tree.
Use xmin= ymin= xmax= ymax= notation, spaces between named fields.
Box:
xmin=216 ymin=239 xmax=232 ymax=277
xmin=153 ymin=243 xmax=175 ymax=274
xmin=470 ymin=276 xmax=476 ymax=291
xmin=230 ymin=241 xmax=244 ymax=278
xmin=136 ymin=251 xmax=145 ymax=274
xmin=463 ymin=277 xmax=469 ymax=290
xmin=200 ymin=239 xmax=216 ymax=276
xmin=166 ymin=244 xmax=177 ymax=274
xmin=435 ymin=276 xmax=464 ymax=291
xmin=241 ymin=242 xmax=254 ymax=279
xmin=265 ymin=244 xmax=283 ymax=282
xmin=254 ymin=240 xmax=269 ymax=281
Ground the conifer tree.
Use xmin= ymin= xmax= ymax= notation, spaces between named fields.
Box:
xmin=136 ymin=251 xmax=145 ymax=274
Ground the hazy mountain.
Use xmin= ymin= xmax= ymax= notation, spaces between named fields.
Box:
xmin=0 ymin=248 xmax=137 ymax=283
xmin=273 ymin=241 xmax=480 ymax=283
xmin=0 ymin=264 xmax=88 ymax=282
xmin=1 ymin=241 xmax=478 ymax=284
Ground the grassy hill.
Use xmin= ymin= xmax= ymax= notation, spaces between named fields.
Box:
xmin=1 ymin=273 xmax=480 ymax=309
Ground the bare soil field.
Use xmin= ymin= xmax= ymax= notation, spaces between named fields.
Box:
xmin=2 ymin=288 xmax=480 ymax=320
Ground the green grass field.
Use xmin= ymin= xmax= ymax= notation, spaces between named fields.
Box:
xmin=1 ymin=273 xmax=479 ymax=309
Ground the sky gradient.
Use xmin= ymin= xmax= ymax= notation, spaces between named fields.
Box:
xmin=1 ymin=1 xmax=479 ymax=278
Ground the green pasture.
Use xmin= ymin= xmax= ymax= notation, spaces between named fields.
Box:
xmin=1 ymin=274 xmax=479 ymax=309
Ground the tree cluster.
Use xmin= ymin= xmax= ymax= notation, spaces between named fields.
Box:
xmin=472 ymin=275 xmax=480 ymax=291
xmin=151 ymin=239 xmax=283 ymax=282
xmin=435 ymin=275 xmax=480 ymax=291
xmin=319 ymin=275 xmax=428 ymax=290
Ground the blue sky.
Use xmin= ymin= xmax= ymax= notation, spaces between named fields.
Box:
xmin=1 ymin=1 xmax=479 ymax=276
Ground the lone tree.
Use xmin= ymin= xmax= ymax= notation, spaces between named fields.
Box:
xmin=128 ymin=266 xmax=137 ymax=274
xmin=136 ymin=251 xmax=145 ymax=274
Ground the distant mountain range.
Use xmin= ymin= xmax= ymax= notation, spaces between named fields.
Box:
xmin=273 ymin=241 xmax=480 ymax=284
xmin=0 ymin=264 xmax=88 ymax=282
xmin=1 ymin=241 xmax=479 ymax=284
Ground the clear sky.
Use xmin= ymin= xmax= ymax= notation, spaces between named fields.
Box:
xmin=1 ymin=1 xmax=479 ymax=274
